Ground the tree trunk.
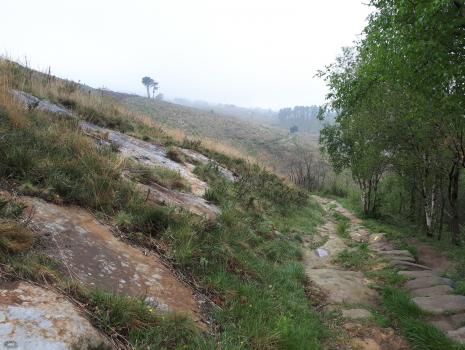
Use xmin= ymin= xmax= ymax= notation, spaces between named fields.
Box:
xmin=448 ymin=163 xmax=461 ymax=245
xmin=422 ymin=182 xmax=436 ymax=238
xmin=146 ymin=85 xmax=150 ymax=98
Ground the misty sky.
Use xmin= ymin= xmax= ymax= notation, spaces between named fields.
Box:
xmin=1 ymin=1 xmax=371 ymax=109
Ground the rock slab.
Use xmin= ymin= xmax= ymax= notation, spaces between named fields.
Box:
xmin=0 ymin=282 xmax=109 ymax=350
xmin=413 ymin=295 xmax=465 ymax=315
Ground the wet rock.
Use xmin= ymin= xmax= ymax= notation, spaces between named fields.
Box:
xmin=0 ymin=282 xmax=109 ymax=350
xmin=22 ymin=196 xmax=202 ymax=321
xmin=410 ymin=285 xmax=454 ymax=297
xmin=404 ymin=276 xmax=453 ymax=291
xmin=342 ymin=308 xmax=372 ymax=320
xmin=413 ymin=295 xmax=465 ymax=315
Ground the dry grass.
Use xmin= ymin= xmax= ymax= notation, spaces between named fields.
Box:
xmin=0 ymin=220 xmax=34 ymax=253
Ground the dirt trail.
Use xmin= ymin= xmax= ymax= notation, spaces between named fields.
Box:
xmin=20 ymin=196 xmax=203 ymax=323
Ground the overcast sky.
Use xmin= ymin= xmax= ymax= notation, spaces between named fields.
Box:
xmin=1 ymin=1 xmax=371 ymax=109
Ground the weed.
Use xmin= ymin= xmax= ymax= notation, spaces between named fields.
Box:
xmin=166 ymin=146 xmax=185 ymax=163
xmin=127 ymin=162 xmax=191 ymax=192
xmin=333 ymin=243 xmax=374 ymax=271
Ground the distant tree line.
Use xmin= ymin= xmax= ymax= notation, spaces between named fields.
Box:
xmin=278 ymin=106 xmax=329 ymax=133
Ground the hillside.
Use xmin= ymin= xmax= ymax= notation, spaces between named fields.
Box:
xmin=111 ymin=93 xmax=319 ymax=175
xmin=2 ymin=58 xmax=465 ymax=350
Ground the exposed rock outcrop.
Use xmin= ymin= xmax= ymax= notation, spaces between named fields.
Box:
xmin=0 ymin=281 xmax=110 ymax=350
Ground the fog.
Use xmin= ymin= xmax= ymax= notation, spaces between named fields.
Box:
xmin=1 ymin=0 xmax=370 ymax=109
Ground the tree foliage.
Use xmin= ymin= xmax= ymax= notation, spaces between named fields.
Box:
xmin=320 ymin=0 xmax=465 ymax=243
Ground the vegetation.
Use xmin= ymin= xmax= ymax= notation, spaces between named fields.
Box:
xmin=0 ymin=58 xmax=331 ymax=349
xmin=126 ymin=161 xmax=191 ymax=192
xmin=319 ymin=0 xmax=465 ymax=245
xmin=116 ymin=93 xmax=319 ymax=176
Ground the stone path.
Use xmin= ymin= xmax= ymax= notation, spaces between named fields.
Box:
xmin=306 ymin=196 xmax=408 ymax=349
xmin=0 ymin=281 xmax=110 ymax=350
xmin=310 ymin=196 xmax=465 ymax=346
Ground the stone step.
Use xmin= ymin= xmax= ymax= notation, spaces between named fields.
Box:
xmin=411 ymin=285 xmax=454 ymax=297
xmin=447 ymin=327 xmax=465 ymax=344
xmin=385 ymin=255 xmax=416 ymax=263
xmin=405 ymin=276 xmax=453 ymax=291
xmin=429 ymin=313 xmax=465 ymax=332
xmin=342 ymin=308 xmax=372 ymax=320
xmin=398 ymin=270 xmax=438 ymax=279
xmin=413 ymin=295 xmax=465 ymax=315
xmin=390 ymin=260 xmax=432 ymax=270
xmin=381 ymin=250 xmax=413 ymax=256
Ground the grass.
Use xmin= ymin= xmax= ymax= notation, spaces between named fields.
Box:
xmin=381 ymin=287 xmax=465 ymax=350
xmin=118 ymin=93 xmax=319 ymax=176
xmin=332 ymin=243 xmax=374 ymax=271
xmin=126 ymin=161 xmax=191 ymax=192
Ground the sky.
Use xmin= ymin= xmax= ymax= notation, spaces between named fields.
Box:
xmin=1 ymin=1 xmax=371 ymax=109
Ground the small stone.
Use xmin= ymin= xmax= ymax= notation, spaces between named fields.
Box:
xmin=315 ymin=248 xmax=329 ymax=257
xmin=342 ymin=308 xmax=372 ymax=319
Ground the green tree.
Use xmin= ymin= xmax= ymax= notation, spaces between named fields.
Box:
xmin=141 ymin=76 xmax=154 ymax=98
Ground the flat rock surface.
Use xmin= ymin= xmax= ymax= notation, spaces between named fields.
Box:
xmin=306 ymin=268 xmax=378 ymax=306
xmin=0 ymin=282 xmax=109 ymax=350
xmin=342 ymin=308 xmax=372 ymax=320
xmin=398 ymin=270 xmax=438 ymax=279
xmin=410 ymin=284 xmax=454 ymax=297
xmin=83 ymin=123 xmax=208 ymax=196
xmin=447 ymin=327 xmax=465 ymax=344
xmin=384 ymin=255 xmax=416 ymax=263
xmin=22 ymin=196 xmax=201 ymax=320
xmin=413 ymin=295 xmax=465 ymax=315
xmin=390 ymin=260 xmax=431 ymax=270
xmin=135 ymin=181 xmax=219 ymax=219
xmin=405 ymin=276 xmax=453 ymax=291
xmin=380 ymin=250 xmax=412 ymax=256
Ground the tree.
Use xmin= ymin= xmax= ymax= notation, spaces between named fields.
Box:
xmin=151 ymin=81 xmax=159 ymax=99
xmin=141 ymin=76 xmax=154 ymax=98
xmin=320 ymin=0 xmax=465 ymax=243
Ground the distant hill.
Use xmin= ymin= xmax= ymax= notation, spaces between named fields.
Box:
xmin=109 ymin=93 xmax=320 ymax=175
